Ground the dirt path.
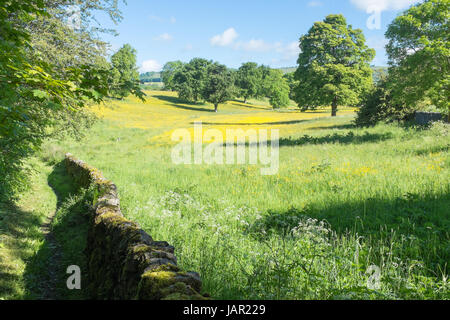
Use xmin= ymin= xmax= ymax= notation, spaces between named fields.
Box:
xmin=39 ymin=208 xmax=62 ymax=300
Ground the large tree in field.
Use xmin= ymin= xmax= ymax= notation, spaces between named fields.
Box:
xmin=385 ymin=0 xmax=449 ymax=121
xmin=236 ymin=62 xmax=262 ymax=103
xmin=170 ymin=58 xmax=212 ymax=103
xmin=110 ymin=44 xmax=140 ymax=99
xmin=294 ymin=14 xmax=375 ymax=116
xmin=186 ymin=58 xmax=213 ymax=102
xmin=202 ymin=62 xmax=235 ymax=112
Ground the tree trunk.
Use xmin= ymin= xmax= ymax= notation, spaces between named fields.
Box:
xmin=331 ymin=97 xmax=338 ymax=117
xmin=244 ymin=97 xmax=247 ymax=104
xmin=214 ymin=104 xmax=218 ymax=112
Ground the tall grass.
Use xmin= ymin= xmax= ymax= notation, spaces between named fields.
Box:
xmin=50 ymin=91 xmax=449 ymax=299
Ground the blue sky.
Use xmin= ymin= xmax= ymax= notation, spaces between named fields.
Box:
xmin=95 ymin=0 xmax=421 ymax=72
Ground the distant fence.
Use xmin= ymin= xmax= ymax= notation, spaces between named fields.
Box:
xmin=65 ymin=153 xmax=207 ymax=300
xmin=415 ymin=112 xmax=444 ymax=125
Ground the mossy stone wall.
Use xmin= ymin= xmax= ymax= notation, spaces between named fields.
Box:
xmin=65 ymin=153 xmax=206 ymax=300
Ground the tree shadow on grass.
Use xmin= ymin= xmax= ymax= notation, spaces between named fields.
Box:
xmin=229 ymin=100 xmax=271 ymax=110
xmin=0 ymin=201 xmax=44 ymax=299
xmin=225 ymin=131 xmax=393 ymax=147
xmin=277 ymin=131 xmax=392 ymax=146
xmin=194 ymin=120 xmax=309 ymax=126
xmin=153 ymin=95 xmax=215 ymax=113
xmin=247 ymin=192 xmax=450 ymax=276
xmin=308 ymin=123 xmax=357 ymax=131
xmin=23 ymin=161 xmax=89 ymax=300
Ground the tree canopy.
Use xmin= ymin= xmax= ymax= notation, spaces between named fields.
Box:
xmin=265 ymin=69 xmax=290 ymax=109
xmin=161 ymin=61 xmax=183 ymax=90
xmin=294 ymin=14 xmax=375 ymax=116
xmin=0 ymin=0 xmax=143 ymax=199
xmin=110 ymin=44 xmax=140 ymax=99
xmin=236 ymin=62 xmax=262 ymax=103
xmin=385 ymin=0 xmax=449 ymax=120
xmin=202 ymin=62 xmax=235 ymax=112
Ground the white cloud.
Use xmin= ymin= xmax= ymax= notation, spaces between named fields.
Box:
xmin=308 ymin=1 xmax=323 ymax=7
xmin=154 ymin=33 xmax=173 ymax=41
xmin=149 ymin=14 xmax=176 ymax=24
xmin=350 ymin=0 xmax=421 ymax=12
xmin=236 ymin=39 xmax=274 ymax=52
xmin=210 ymin=28 xmax=239 ymax=47
xmin=277 ymin=41 xmax=301 ymax=60
xmin=149 ymin=14 xmax=163 ymax=22
xmin=140 ymin=60 xmax=162 ymax=73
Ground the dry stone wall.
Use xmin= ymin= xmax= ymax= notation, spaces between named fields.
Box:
xmin=65 ymin=153 xmax=207 ymax=300
xmin=415 ymin=112 xmax=444 ymax=125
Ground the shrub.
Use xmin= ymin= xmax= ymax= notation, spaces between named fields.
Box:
xmin=356 ymin=80 xmax=414 ymax=126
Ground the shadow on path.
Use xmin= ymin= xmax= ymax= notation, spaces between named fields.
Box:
xmin=23 ymin=161 xmax=89 ymax=300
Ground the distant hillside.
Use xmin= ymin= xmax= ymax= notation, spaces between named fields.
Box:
xmin=140 ymin=71 xmax=162 ymax=83
xmin=277 ymin=66 xmax=388 ymax=83
xmin=277 ymin=67 xmax=297 ymax=74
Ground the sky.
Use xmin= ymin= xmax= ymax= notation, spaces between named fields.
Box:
xmin=94 ymin=0 xmax=422 ymax=73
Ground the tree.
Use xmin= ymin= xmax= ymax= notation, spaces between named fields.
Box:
xmin=236 ymin=62 xmax=262 ymax=103
xmin=110 ymin=44 xmax=140 ymax=99
xmin=283 ymin=72 xmax=299 ymax=100
xmin=266 ymin=69 xmax=290 ymax=109
xmin=202 ymin=62 xmax=235 ymax=112
xmin=385 ymin=0 xmax=450 ymax=121
xmin=161 ymin=61 xmax=183 ymax=90
xmin=0 ymin=0 xmax=143 ymax=199
xmin=170 ymin=58 xmax=212 ymax=103
xmin=257 ymin=65 xmax=272 ymax=98
xmin=187 ymin=58 xmax=213 ymax=102
xmin=355 ymin=78 xmax=410 ymax=126
xmin=294 ymin=14 xmax=375 ymax=116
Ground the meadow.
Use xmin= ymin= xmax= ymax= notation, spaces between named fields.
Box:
xmin=42 ymin=90 xmax=449 ymax=300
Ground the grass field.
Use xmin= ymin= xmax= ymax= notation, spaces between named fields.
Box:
xmin=41 ymin=90 xmax=449 ymax=299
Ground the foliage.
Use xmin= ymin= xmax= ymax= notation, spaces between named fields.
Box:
xmin=202 ymin=62 xmax=235 ymax=112
xmin=257 ymin=65 xmax=272 ymax=98
xmin=294 ymin=14 xmax=375 ymax=116
xmin=171 ymin=59 xmax=214 ymax=102
xmin=265 ymin=69 xmax=290 ymax=109
xmin=283 ymin=72 xmax=299 ymax=100
xmin=385 ymin=0 xmax=450 ymax=121
xmin=140 ymin=72 xmax=161 ymax=83
xmin=236 ymin=62 xmax=262 ymax=103
xmin=110 ymin=44 xmax=141 ymax=99
xmin=0 ymin=0 xmax=143 ymax=200
xmin=356 ymin=79 xmax=412 ymax=126
xmin=161 ymin=61 xmax=183 ymax=91
xmin=371 ymin=66 xmax=388 ymax=83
